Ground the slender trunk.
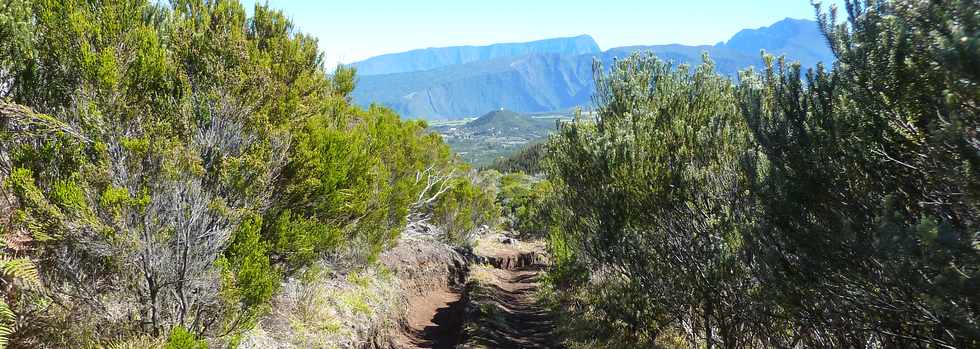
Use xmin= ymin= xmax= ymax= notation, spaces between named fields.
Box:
xmin=141 ymin=247 xmax=161 ymax=337
xmin=148 ymin=276 xmax=159 ymax=337
xmin=177 ymin=228 xmax=189 ymax=328
xmin=704 ymin=301 xmax=714 ymax=349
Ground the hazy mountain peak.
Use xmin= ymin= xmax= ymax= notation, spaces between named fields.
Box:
xmin=719 ymin=18 xmax=832 ymax=66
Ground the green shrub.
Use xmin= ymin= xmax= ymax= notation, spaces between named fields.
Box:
xmin=224 ymin=215 xmax=280 ymax=309
xmin=0 ymin=0 xmax=479 ymax=345
xmin=547 ymin=52 xmax=752 ymax=345
xmin=543 ymin=1 xmax=979 ymax=347
xmin=496 ymin=173 xmax=558 ymax=239
xmin=164 ymin=326 xmax=207 ymax=349
xmin=432 ymin=177 xmax=498 ymax=246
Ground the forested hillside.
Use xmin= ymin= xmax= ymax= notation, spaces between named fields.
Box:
xmin=532 ymin=1 xmax=979 ymax=347
xmin=0 ymin=1 xmax=494 ymax=347
xmin=428 ymin=110 xmax=562 ymax=166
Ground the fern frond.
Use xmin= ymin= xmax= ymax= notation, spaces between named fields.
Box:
xmin=0 ymin=300 xmax=11 ymax=349
xmin=0 ymin=324 xmax=10 ymax=349
xmin=0 ymin=301 xmax=11 ymax=323
xmin=0 ymin=258 xmax=39 ymax=287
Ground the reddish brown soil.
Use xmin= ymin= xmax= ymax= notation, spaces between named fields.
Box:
xmin=460 ymin=264 xmax=559 ymax=349
xmin=394 ymin=287 xmax=466 ymax=348
xmin=393 ymin=236 xmax=560 ymax=349
xmin=382 ymin=239 xmax=468 ymax=349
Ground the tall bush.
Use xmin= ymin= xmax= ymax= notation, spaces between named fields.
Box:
xmin=548 ymin=53 xmax=755 ymax=346
xmin=545 ymin=1 xmax=978 ymax=347
xmin=0 ymin=0 xmax=488 ymax=346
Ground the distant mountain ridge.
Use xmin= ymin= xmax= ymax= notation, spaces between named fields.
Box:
xmin=353 ymin=35 xmax=601 ymax=75
xmin=352 ymin=18 xmax=835 ymax=120
xmin=718 ymin=18 xmax=831 ymax=68
xmin=355 ymin=54 xmax=594 ymax=118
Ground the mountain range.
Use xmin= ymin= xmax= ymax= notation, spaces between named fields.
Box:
xmin=353 ymin=35 xmax=601 ymax=75
xmin=351 ymin=18 xmax=835 ymax=120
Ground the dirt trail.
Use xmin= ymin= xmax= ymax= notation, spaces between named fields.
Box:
xmin=397 ymin=287 xmax=465 ymax=348
xmin=394 ymin=235 xmax=559 ymax=349
xmin=461 ymin=263 xmax=559 ymax=349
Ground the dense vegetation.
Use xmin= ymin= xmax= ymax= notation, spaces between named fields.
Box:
xmin=0 ymin=0 xmax=492 ymax=347
xmin=543 ymin=1 xmax=978 ymax=348
xmin=493 ymin=172 xmax=558 ymax=239
xmin=486 ymin=142 xmax=547 ymax=175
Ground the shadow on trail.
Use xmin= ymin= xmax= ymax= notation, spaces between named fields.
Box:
xmin=395 ymin=243 xmax=560 ymax=349
xmin=463 ymin=265 xmax=561 ymax=349
xmin=421 ymin=297 xmax=465 ymax=348
xmin=404 ymin=292 xmax=466 ymax=349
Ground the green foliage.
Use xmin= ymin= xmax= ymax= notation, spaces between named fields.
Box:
xmin=486 ymin=142 xmax=547 ymax=175
xmin=265 ymin=209 xmax=342 ymax=269
xmin=215 ymin=229 xmax=279 ymax=345
xmin=547 ymin=52 xmax=752 ymax=345
xmin=544 ymin=1 xmax=979 ymax=347
xmin=267 ymin=110 xmax=369 ymax=267
xmin=164 ymin=326 xmax=207 ymax=349
xmin=224 ymin=214 xmax=279 ymax=308
xmin=6 ymin=168 xmax=64 ymax=241
xmin=496 ymin=173 xmax=558 ymax=238
xmin=0 ymin=258 xmax=39 ymax=287
xmin=730 ymin=1 xmax=980 ymax=346
xmin=103 ymin=336 xmax=163 ymax=349
xmin=432 ymin=177 xmax=498 ymax=246
xmin=267 ymin=102 xmax=457 ymax=266
xmin=0 ymin=0 xmax=486 ymax=346
xmin=98 ymin=186 xmax=130 ymax=209
xmin=0 ymin=300 xmax=11 ymax=349
xmin=0 ymin=257 xmax=40 ymax=349
xmin=50 ymin=179 xmax=87 ymax=212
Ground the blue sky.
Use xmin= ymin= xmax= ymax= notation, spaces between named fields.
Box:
xmin=240 ymin=0 xmax=844 ymax=67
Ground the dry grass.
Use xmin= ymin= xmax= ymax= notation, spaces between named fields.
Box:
xmin=239 ymin=263 xmax=404 ymax=349
xmin=240 ymin=236 xmax=466 ymax=349
xmin=467 ymin=264 xmax=500 ymax=285
xmin=473 ymin=232 xmax=543 ymax=257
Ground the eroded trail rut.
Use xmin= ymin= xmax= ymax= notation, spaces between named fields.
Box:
xmin=461 ymin=264 xmax=558 ymax=348
xmin=399 ymin=287 xmax=465 ymax=348
xmin=395 ymin=237 xmax=559 ymax=349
